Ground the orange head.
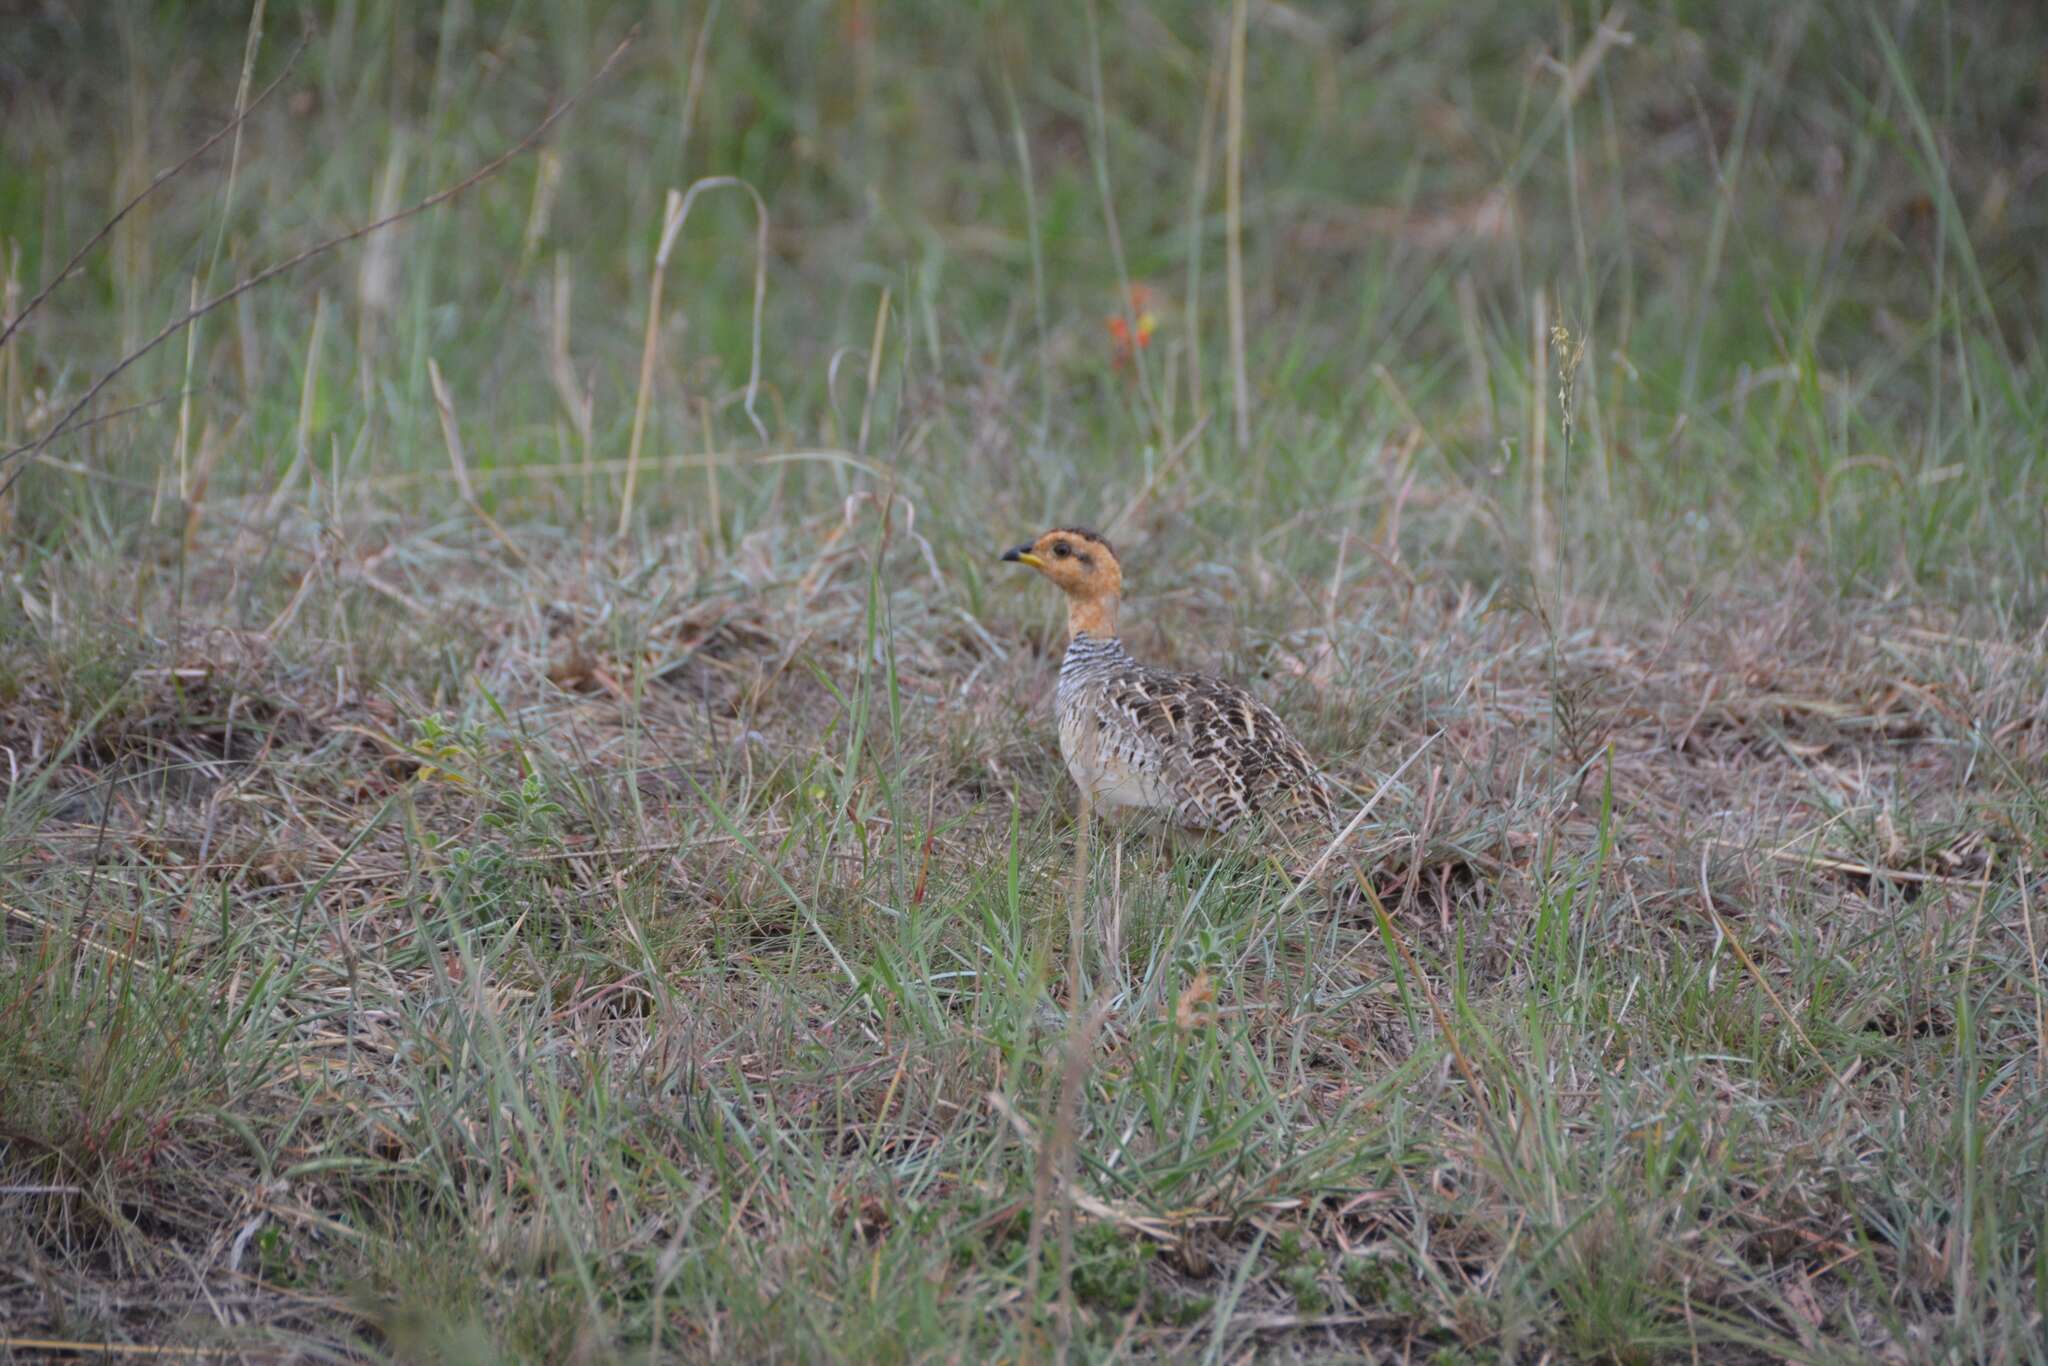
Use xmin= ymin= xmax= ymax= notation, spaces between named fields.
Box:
xmin=1001 ymin=527 xmax=1122 ymax=638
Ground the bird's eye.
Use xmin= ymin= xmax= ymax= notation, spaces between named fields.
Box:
xmin=1053 ymin=541 xmax=1071 ymax=558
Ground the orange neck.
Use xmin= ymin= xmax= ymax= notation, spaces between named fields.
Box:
xmin=1066 ymin=593 xmax=1119 ymax=639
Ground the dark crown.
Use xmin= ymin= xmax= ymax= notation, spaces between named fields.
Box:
xmin=1049 ymin=526 xmax=1115 ymax=558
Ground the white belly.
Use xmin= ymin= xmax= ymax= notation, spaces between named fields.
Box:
xmin=1059 ymin=708 xmax=1165 ymax=810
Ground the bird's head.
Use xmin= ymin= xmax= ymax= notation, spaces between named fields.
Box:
xmin=1001 ymin=527 xmax=1122 ymax=637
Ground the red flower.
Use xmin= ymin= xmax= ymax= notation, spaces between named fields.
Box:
xmin=1106 ymin=284 xmax=1160 ymax=369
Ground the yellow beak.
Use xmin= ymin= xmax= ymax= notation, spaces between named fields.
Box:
xmin=1001 ymin=545 xmax=1046 ymax=569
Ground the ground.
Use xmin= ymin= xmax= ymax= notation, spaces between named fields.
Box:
xmin=2 ymin=2 xmax=2046 ymax=1361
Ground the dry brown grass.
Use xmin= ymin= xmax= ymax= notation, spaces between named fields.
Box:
xmin=4 ymin=490 xmax=2043 ymax=1354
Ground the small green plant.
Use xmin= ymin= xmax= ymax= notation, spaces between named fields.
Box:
xmin=1175 ymin=924 xmax=1227 ymax=980
xmin=405 ymin=713 xmax=489 ymax=785
xmin=483 ymin=771 xmax=567 ymax=853
xmin=1268 ymin=1226 xmax=1315 ymax=1268
xmin=1342 ymin=1255 xmax=1418 ymax=1315
xmin=1070 ymin=1224 xmax=1150 ymax=1314
xmin=1280 ymin=1262 xmax=1329 ymax=1314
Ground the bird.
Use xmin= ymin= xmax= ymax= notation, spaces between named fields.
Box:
xmin=1001 ymin=526 xmax=1337 ymax=839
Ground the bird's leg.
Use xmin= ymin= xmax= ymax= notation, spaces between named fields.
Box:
xmin=1102 ymin=817 xmax=1124 ymax=986
xmin=1069 ymin=788 xmax=1093 ymax=1005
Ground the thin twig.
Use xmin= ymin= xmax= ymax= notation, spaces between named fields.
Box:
xmin=998 ymin=61 xmax=1051 ymax=441
xmin=0 ymin=36 xmax=308 ymax=355
xmin=1070 ymin=790 xmax=1094 ymax=1006
xmin=0 ymin=30 xmax=638 ymax=498
xmin=428 ymin=357 xmax=528 ymax=563
xmin=1224 ymin=0 xmax=1252 ymax=452
xmin=1703 ymin=835 xmax=1994 ymax=891
xmin=1697 ymin=847 xmax=1852 ymax=1090
xmin=675 ymin=0 xmax=723 ymax=172
xmin=1016 ymin=994 xmax=1112 ymax=1337
xmin=857 ymin=286 xmax=890 ymax=458
xmin=0 ymin=1341 xmax=224 ymax=1360
xmin=180 ymin=0 xmax=268 ymax=502
xmin=1267 ymin=729 xmax=1441 ymax=922
xmin=1183 ymin=29 xmax=1226 ymax=425
xmin=618 ymin=174 xmax=771 ymax=538
xmin=1107 ymin=414 xmax=1209 ymax=539
xmin=1083 ymin=0 xmax=1166 ymax=447
xmin=2019 ymin=863 xmax=2045 ymax=1083
xmin=262 ymin=291 xmax=326 ymax=522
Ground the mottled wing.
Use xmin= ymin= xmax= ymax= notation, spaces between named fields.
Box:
xmin=1102 ymin=666 xmax=1334 ymax=833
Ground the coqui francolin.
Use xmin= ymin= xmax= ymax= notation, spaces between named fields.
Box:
xmin=1002 ymin=526 xmax=1338 ymax=838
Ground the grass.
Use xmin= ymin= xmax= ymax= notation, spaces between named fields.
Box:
xmin=2 ymin=0 xmax=2046 ymax=1358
